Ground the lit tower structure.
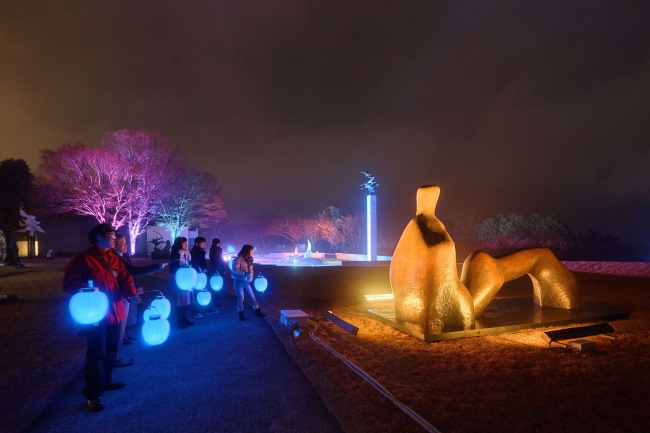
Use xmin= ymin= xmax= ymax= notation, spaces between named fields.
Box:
xmin=361 ymin=172 xmax=378 ymax=261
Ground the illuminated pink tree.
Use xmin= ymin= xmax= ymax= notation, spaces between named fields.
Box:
xmin=268 ymin=215 xmax=303 ymax=247
xmin=103 ymin=130 xmax=183 ymax=254
xmin=37 ymin=144 xmax=135 ymax=229
xmin=318 ymin=206 xmax=344 ymax=251
xmin=319 ymin=218 xmax=344 ymax=251
xmin=339 ymin=214 xmax=363 ymax=250
xmin=156 ymin=169 xmax=226 ymax=240
xmin=299 ymin=218 xmax=321 ymax=247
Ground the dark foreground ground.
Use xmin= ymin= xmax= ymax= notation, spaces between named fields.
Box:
xmin=21 ymin=274 xmax=342 ymax=433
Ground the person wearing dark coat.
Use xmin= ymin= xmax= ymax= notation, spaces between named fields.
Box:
xmin=190 ymin=236 xmax=210 ymax=316
xmin=190 ymin=236 xmax=208 ymax=271
xmin=209 ymin=238 xmax=224 ymax=275
xmin=169 ymin=236 xmax=193 ymax=328
xmin=208 ymin=238 xmax=225 ymax=307
xmin=113 ymin=233 xmax=167 ymax=365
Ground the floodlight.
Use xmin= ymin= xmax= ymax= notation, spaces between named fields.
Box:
xmin=364 ymin=293 xmax=394 ymax=302
xmin=326 ymin=310 xmax=359 ymax=335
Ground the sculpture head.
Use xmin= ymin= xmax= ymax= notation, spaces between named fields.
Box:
xmin=416 ymin=185 xmax=440 ymax=217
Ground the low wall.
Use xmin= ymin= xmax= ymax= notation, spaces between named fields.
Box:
xmin=267 ymin=252 xmax=335 ymax=259
xmin=335 ymin=253 xmax=392 ymax=261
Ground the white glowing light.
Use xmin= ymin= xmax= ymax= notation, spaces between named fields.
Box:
xmin=210 ymin=274 xmax=224 ymax=291
xmin=175 ymin=267 xmax=197 ymax=291
xmin=144 ymin=296 xmax=171 ymax=321
xmin=196 ymin=290 xmax=211 ymax=306
xmin=364 ymin=293 xmax=394 ymax=302
xmin=194 ymin=272 xmax=208 ymax=290
xmin=69 ymin=288 xmax=108 ymax=325
xmin=367 ymin=194 xmax=372 ymax=261
xmin=254 ymin=274 xmax=268 ymax=292
xmin=142 ymin=315 xmax=170 ymax=345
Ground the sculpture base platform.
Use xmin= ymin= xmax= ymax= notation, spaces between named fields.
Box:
xmin=366 ymin=297 xmax=629 ymax=342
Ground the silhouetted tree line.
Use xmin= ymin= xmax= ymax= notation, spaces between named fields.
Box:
xmin=0 ymin=158 xmax=36 ymax=262
xmin=449 ymin=213 xmax=618 ymax=253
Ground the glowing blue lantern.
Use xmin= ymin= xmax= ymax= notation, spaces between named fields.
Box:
xmin=144 ymin=295 xmax=171 ymax=321
xmin=142 ymin=314 xmax=170 ymax=345
xmin=69 ymin=280 xmax=109 ymax=325
xmin=227 ymin=245 xmax=235 ymax=254
xmin=175 ymin=267 xmax=197 ymax=291
xmin=194 ymin=272 xmax=208 ymax=290
xmin=210 ymin=273 xmax=224 ymax=291
xmin=254 ymin=273 xmax=268 ymax=293
xmin=196 ymin=290 xmax=211 ymax=306
xmin=228 ymin=257 xmax=236 ymax=271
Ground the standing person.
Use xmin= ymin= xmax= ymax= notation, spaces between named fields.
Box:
xmin=190 ymin=236 xmax=209 ymax=317
xmin=209 ymin=238 xmax=224 ymax=275
xmin=62 ymin=223 xmax=138 ymax=412
xmin=169 ymin=236 xmax=194 ymax=329
xmin=208 ymin=238 xmax=224 ymax=307
xmin=4 ymin=232 xmax=24 ymax=268
xmin=231 ymin=244 xmax=266 ymax=320
xmin=113 ymin=233 xmax=167 ymax=364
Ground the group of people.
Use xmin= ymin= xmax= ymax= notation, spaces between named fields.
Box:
xmin=62 ymin=223 xmax=265 ymax=413
xmin=168 ymin=236 xmax=265 ymax=327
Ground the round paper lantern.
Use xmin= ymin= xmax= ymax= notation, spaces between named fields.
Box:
xmin=175 ymin=267 xmax=197 ymax=291
xmin=151 ymin=295 xmax=171 ymax=319
xmin=254 ymin=274 xmax=268 ymax=293
xmin=194 ymin=272 xmax=208 ymax=290
xmin=228 ymin=257 xmax=236 ymax=271
xmin=144 ymin=295 xmax=171 ymax=321
xmin=196 ymin=290 xmax=212 ymax=306
xmin=142 ymin=314 xmax=170 ymax=345
xmin=69 ymin=282 xmax=109 ymax=325
xmin=210 ymin=274 xmax=224 ymax=291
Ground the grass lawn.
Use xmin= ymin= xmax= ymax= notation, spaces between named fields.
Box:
xmin=255 ymin=263 xmax=650 ymax=433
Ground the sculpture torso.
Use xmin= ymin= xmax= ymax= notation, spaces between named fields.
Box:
xmin=390 ymin=186 xmax=475 ymax=327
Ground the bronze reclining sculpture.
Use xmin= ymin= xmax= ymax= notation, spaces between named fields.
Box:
xmin=390 ymin=185 xmax=581 ymax=327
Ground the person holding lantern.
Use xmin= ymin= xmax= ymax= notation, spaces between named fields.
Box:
xmin=62 ymin=223 xmax=139 ymax=413
xmin=169 ymin=236 xmax=194 ymax=328
xmin=208 ymin=237 xmax=225 ymax=307
xmin=113 ymin=233 xmax=168 ymax=364
xmin=231 ymin=244 xmax=266 ymax=320
xmin=191 ymin=236 xmax=214 ymax=316
xmin=209 ymin=237 xmax=224 ymax=275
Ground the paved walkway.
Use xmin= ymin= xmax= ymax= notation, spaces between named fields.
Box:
xmin=24 ymin=275 xmax=342 ymax=433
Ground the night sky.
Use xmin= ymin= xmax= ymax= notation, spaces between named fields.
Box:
xmin=1 ymin=1 xmax=649 ymax=245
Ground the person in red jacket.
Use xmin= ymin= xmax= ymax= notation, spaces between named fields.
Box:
xmin=62 ymin=223 xmax=138 ymax=412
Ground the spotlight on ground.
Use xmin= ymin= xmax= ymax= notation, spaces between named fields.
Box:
xmin=542 ymin=322 xmax=616 ymax=350
xmin=326 ymin=311 xmax=359 ymax=336
xmin=364 ymin=293 xmax=394 ymax=302
xmin=290 ymin=320 xmax=303 ymax=338
xmin=281 ymin=310 xmax=308 ymax=337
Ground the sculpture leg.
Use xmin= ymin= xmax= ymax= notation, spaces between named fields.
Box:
xmin=461 ymin=248 xmax=581 ymax=316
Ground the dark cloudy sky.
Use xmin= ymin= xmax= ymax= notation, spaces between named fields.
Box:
xmin=1 ymin=1 xmax=649 ymax=245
